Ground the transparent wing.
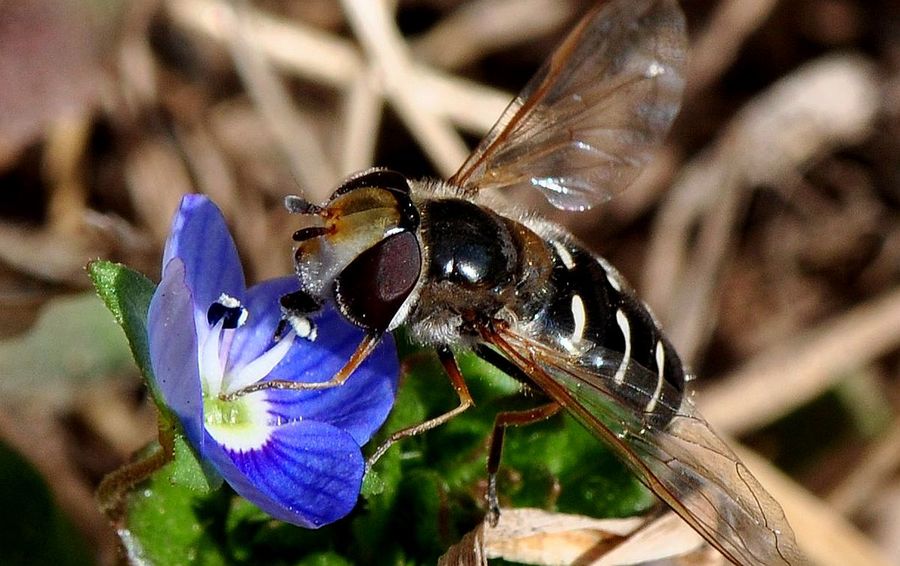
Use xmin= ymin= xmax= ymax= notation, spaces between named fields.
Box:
xmin=485 ymin=327 xmax=807 ymax=566
xmin=450 ymin=0 xmax=686 ymax=211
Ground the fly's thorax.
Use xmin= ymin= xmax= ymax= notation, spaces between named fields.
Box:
xmin=422 ymin=199 xmax=517 ymax=288
xmin=401 ymin=193 xmax=555 ymax=346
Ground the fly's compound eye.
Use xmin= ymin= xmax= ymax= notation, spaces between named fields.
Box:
xmin=333 ymin=231 xmax=422 ymax=333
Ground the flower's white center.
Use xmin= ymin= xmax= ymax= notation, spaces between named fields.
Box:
xmin=199 ymin=297 xmax=298 ymax=452
xmin=204 ymin=393 xmax=272 ymax=452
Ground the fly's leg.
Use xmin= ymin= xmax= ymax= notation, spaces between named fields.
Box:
xmin=472 ymin=343 xmax=562 ymax=526
xmin=485 ymin=402 xmax=561 ymax=527
xmin=226 ymin=288 xmax=383 ymax=400
xmin=365 ymin=346 xmax=474 ymax=470
xmin=225 ymin=331 xmax=382 ymax=400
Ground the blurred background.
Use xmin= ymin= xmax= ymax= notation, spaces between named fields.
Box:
xmin=1 ymin=0 xmax=899 ymax=564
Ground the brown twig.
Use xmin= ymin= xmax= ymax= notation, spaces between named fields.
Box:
xmin=701 ymin=286 xmax=900 ymax=435
xmin=643 ymin=54 xmax=880 ymax=366
xmin=686 ymin=0 xmax=781 ymax=98
xmin=339 ymin=69 xmax=384 ymax=176
xmin=340 ymin=0 xmax=469 ymax=177
xmin=439 ymin=508 xmax=710 ymax=566
xmin=412 ymin=0 xmax=575 ymax=71
xmin=225 ymin=0 xmax=336 ymax=194
xmin=167 ymin=0 xmax=512 ymax=137
xmin=737 ymin=446 xmax=895 ymax=566
xmin=827 ymin=421 xmax=900 ymax=516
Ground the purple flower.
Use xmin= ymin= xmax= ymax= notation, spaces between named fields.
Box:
xmin=147 ymin=195 xmax=398 ymax=528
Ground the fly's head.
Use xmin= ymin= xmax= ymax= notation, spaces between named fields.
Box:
xmin=285 ymin=168 xmax=424 ymax=335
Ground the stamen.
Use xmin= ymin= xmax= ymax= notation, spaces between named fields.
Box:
xmin=217 ymin=293 xmax=241 ymax=308
xmin=286 ymin=313 xmax=317 ymax=341
xmin=223 ymin=330 xmax=297 ymax=394
xmin=207 ymin=294 xmax=248 ymax=329
xmin=200 ymin=319 xmax=226 ymax=396
xmin=220 ymin=328 xmax=237 ymax=371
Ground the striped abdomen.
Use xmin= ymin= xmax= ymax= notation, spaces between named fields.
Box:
xmin=525 ymin=235 xmax=686 ymax=426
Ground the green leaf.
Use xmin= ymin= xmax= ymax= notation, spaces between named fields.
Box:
xmin=399 ymin=468 xmax=447 ymax=555
xmin=294 ymin=552 xmax=353 ymax=566
xmin=0 ymin=441 xmax=92 ymax=566
xmin=360 ymin=468 xmax=385 ymax=498
xmin=377 ymin=342 xmax=653 ymax=544
xmin=123 ymin=439 xmax=229 ymax=566
xmin=350 ymin=381 xmax=421 ymax=563
xmin=90 ymin=260 xmax=231 ymax=561
xmin=225 ymin=497 xmax=363 ymax=564
xmin=167 ymin=433 xmax=221 ymax=495
xmin=504 ymin=412 xmax=654 ymax=518
xmin=87 ymin=260 xmax=172 ymax=422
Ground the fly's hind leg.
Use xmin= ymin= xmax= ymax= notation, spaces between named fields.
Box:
xmin=365 ymin=346 xmax=474 ymax=470
xmin=472 ymin=343 xmax=563 ymax=526
xmin=485 ymin=402 xmax=561 ymax=527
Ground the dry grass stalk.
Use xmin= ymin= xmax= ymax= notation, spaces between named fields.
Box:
xmin=702 ymin=285 xmax=900 ymax=435
xmin=644 ymin=54 xmax=880 ymax=365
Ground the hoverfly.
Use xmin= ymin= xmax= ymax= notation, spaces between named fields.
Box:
xmin=232 ymin=0 xmax=806 ymax=564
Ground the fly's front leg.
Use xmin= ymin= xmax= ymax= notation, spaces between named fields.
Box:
xmin=226 ymin=290 xmax=382 ymax=400
xmin=485 ymin=402 xmax=561 ymax=527
xmin=365 ymin=346 xmax=474 ymax=470
xmin=225 ymin=331 xmax=382 ymax=400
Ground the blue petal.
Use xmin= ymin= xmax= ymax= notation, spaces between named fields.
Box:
xmin=265 ymin=306 xmax=399 ymax=446
xmin=226 ymin=277 xmax=400 ymax=446
xmin=203 ymin=421 xmax=364 ymax=528
xmin=266 ymin=305 xmax=395 ymax=387
xmin=266 ymin=341 xmax=398 ymax=447
xmin=226 ymin=277 xmax=300 ymax=371
xmin=147 ymin=258 xmax=205 ymax=451
xmin=163 ymin=195 xmax=246 ymax=331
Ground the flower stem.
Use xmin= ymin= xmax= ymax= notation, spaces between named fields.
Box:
xmin=96 ymin=419 xmax=176 ymax=525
